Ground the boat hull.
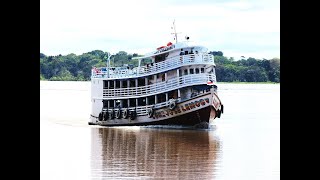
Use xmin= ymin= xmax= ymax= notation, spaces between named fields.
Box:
xmin=89 ymin=92 xmax=222 ymax=127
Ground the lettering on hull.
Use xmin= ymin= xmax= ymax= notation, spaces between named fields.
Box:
xmin=154 ymin=98 xmax=210 ymax=119
xmin=212 ymin=94 xmax=220 ymax=110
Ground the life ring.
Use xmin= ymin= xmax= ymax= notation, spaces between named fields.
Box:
xmin=130 ymin=110 xmax=136 ymax=120
xmin=148 ymin=108 xmax=154 ymax=118
xmin=103 ymin=111 xmax=109 ymax=121
xmin=123 ymin=108 xmax=128 ymax=119
xmin=216 ymin=110 xmax=221 ymax=118
xmin=98 ymin=112 xmax=103 ymax=121
xmin=116 ymin=109 xmax=121 ymax=119
xmin=169 ymin=100 xmax=176 ymax=110
xmin=109 ymin=109 xmax=114 ymax=119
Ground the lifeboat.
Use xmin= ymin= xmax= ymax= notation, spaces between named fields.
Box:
xmin=156 ymin=46 xmax=166 ymax=50
xmin=167 ymin=42 xmax=173 ymax=46
xmin=207 ymin=80 xmax=214 ymax=85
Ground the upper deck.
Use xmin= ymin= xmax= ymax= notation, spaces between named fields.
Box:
xmin=91 ymin=42 xmax=215 ymax=80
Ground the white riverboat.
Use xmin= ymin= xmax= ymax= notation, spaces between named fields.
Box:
xmin=89 ymin=23 xmax=223 ymax=127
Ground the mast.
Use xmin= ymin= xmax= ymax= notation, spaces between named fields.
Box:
xmin=138 ymin=59 xmax=141 ymax=75
xmin=106 ymin=52 xmax=111 ymax=78
xmin=171 ymin=20 xmax=178 ymax=44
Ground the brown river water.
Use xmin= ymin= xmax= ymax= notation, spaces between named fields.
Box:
xmin=40 ymin=81 xmax=280 ymax=179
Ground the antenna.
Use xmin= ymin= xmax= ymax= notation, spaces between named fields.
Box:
xmin=105 ymin=52 xmax=111 ymax=78
xmin=171 ymin=20 xmax=178 ymax=44
xmin=106 ymin=52 xmax=111 ymax=68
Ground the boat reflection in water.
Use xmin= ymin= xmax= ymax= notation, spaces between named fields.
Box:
xmin=90 ymin=127 xmax=221 ymax=179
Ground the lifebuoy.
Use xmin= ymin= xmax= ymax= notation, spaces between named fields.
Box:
xmin=103 ymin=111 xmax=109 ymax=121
xmin=109 ymin=109 xmax=114 ymax=119
xmin=123 ymin=108 xmax=128 ymax=119
xmin=216 ymin=110 xmax=221 ymax=118
xmin=98 ymin=112 xmax=103 ymax=121
xmin=116 ymin=109 xmax=121 ymax=119
xmin=130 ymin=110 xmax=136 ymax=120
xmin=148 ymin=108 xmax=154 ymax=118
xmin=169 ymin=100 xmax=176 ymax=110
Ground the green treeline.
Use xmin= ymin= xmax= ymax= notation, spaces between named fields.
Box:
xmin=40 ymin=50 xmax=280 ymax=82
xmin=213 ymin=55 xmax=280 ymax=83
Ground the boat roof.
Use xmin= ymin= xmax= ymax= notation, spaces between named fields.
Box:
xmin=133 ymin=41 xmax=207 ymax=59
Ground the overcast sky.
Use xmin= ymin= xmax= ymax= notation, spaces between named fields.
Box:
xmin=40 ymin=0 xmax=279 ymax=59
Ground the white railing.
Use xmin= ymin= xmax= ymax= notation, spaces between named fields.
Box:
xmin=103 ymin=105 xmax=153 ymax=117
xmin=91 ymin=53 xmax=214 ymax=79
xmin=103 ymin=100 xmax=175 ymax=116
xmin=103 ymin=91 xmax=210 ymax=117
xmin=102 ymin=73 xmax=215 ymax=99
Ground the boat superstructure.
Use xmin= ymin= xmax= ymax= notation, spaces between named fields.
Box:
xmin=89 ymin=24 xmax=223 ymax=126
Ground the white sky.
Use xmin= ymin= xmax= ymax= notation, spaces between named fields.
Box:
xmin=40 ymin=0 xmax=280 ymax=60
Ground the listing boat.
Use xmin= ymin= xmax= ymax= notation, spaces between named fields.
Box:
xmin=89 ymin=22 xmax=223 ymax=127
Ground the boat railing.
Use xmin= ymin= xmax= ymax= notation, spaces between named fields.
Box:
xmin=102 ymin=73 xmax=216 ymax=98
xmin=154 ymin=101 xmax=170 ymax=109
xmin=91 ymin=53 xmax=214 ymax=79
xmin=103 ymin=105 xmax=153 ymax=117
xmin=105 ymin=91 xmax=211 ymax=116
xmin=133 ymin=101 xmax=174 ymax=116
xmin=104 ymin=101 xmax=178 ymax=117
xmin=102 ymin=105 xmax=155 ymax=116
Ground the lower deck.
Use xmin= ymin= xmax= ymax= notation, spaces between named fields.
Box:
xmin=89 ymin=105 xmax=215 ymax=127
xmin=89 ymin=92 xmax=223 ymax=126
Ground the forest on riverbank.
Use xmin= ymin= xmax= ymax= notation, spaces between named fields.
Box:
xmin=40 ymin=50 xmax=280 ymax=82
